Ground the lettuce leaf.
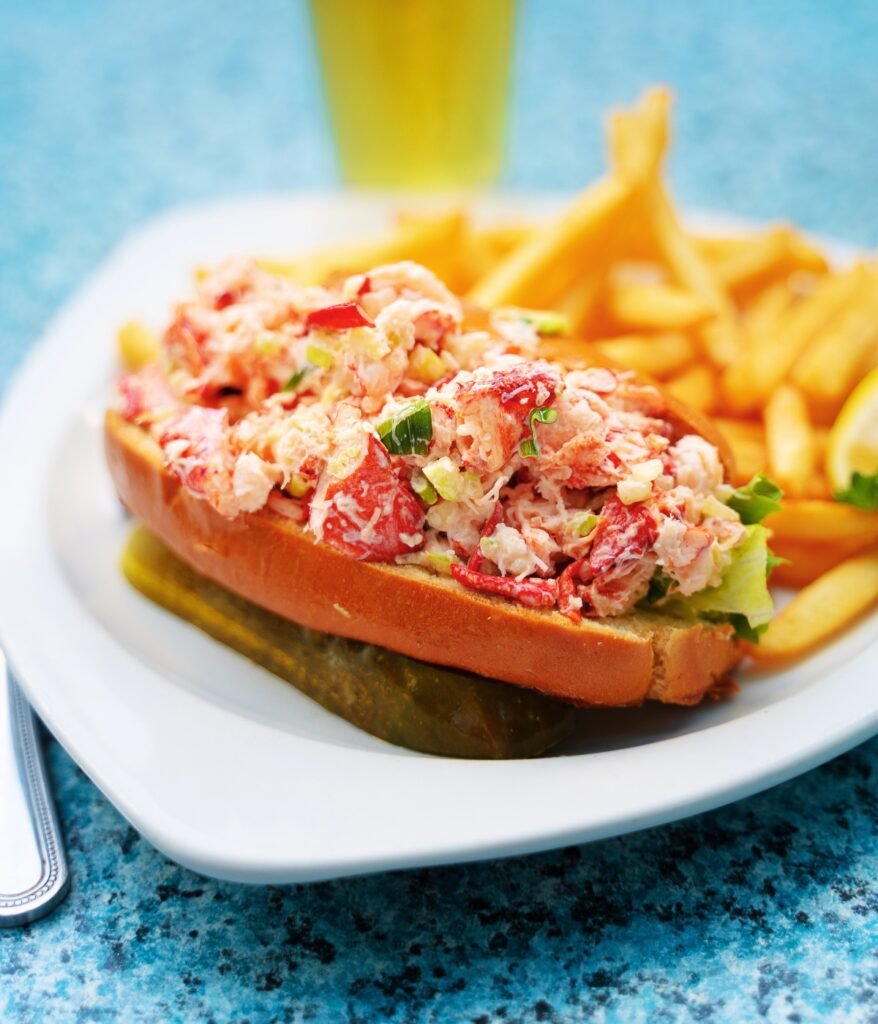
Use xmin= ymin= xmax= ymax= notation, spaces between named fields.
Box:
xmin=661 ymin=524 xmax=775 ymax=639
xmin=726 ymin=474 xmax=783 ymax=524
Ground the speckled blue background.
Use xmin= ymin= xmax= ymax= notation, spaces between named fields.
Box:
xmin=2 ymin=1 xmax=877 ymax=1021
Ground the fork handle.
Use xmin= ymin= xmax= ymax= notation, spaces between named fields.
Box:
xmin=0 ymin=650 xmax=69 ymax=926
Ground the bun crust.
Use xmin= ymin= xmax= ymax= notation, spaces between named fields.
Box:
xmin=105 ymin=410 xmax=741 ymax=707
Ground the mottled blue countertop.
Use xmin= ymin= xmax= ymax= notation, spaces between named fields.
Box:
xmin=2 ymin=1 xmax=877 ymax=1020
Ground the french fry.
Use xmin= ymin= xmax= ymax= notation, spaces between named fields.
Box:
xmin=607 ymin=86 xmax=671 ymax=186
xmin=753 ymin=549 xmax=878 ymax=661
xmin=394 ymin=210 xmax=533 ymax=256
xmin=695 ymin=229 xmax=827 ymax=277
xmin=712 ymin=226 xmax=829 ymax=300
xmin=806 ymin=474 xmax=832 ymax=500
xmin=552 ymin=273 xmax=605 ymax=335
xmin=663 ymin=363 xmax=718 ymax=414
xmin=740 ymin=279 xmax=794 ymax=338
xmin=473 ymin=222 xmax=536 ymax=255
xmin=764 ymin=500 xmax=878 ymax=544
xmin=722 ymin=266 xmax=866 ymax=414
xmin=713 ymin=226 xmax=791 ymax=296
xmin=404 ymin=216 xmax=536 ymax=293
xmin=769 ymin=536 xmax=874 ymax=588
xmin=605 ymin=280 xmax=714 ymax=331
xmin=467 ymin=177 xmax=630 ymax=308
xmin=693 ymin=235 xmax=751 ymax=262
xmin=593 ymin=332 xmax=697 ymax=378
xmin=642 ymin=183 xmax=739 ymax=366
xmin=118 ymin=320 xmax=160 ymax=370
xmin=713 ymin=417 xmax=767 ymax=485
xmin=791 ymin=271 xmax=878 ymax=420
xmin=468 ymin=84 xmax=674 ymax=308
xmin=261 ymin=210 xmax=466 ymax=286
xmin=813 ymin=426 xmax=830 ymax=464
xmin=763 ymin=384 xmax=817 ymax=497
xmin=786 ymin=230 xmax=830 ymax=276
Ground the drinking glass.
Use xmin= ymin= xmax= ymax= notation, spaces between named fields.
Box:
xmin=309 ymin=0 xmax=517 ymax=188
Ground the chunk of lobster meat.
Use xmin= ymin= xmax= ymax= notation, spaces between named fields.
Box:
xmin=349 ymin=261 xmax=461 ymax=320
xmin=452 ymin=362 xmax=561 ymax=472
xmin=450 ymin=564 xmax=558 ymax=609
xmin=165 ymin=313 xmax=209 ymax=376
xmin=117 ymin=364 xmax=177 ymax=425
xmin=610 ymin=379 xmax=668 ymax=416
xmin=213 ymin=284 xmax=248 ymax=311
xmin=344 ymin=345 xmax=411 ymax=413
xmin=413 ymin=308 xmax=457 ymax=350
xmin=467 ymin=502 xmax=503 ymax=571
xmin=266 ymin=490 xmax=307 ymax=523
xmin=588 ymin=497 xmax=659 ymax=580
xmin=156 ymin=407 xmax=238 ymax=517
xmin=544 ymin=433 xmax=626 ymax=489
xmin=582 ymin=498 xmax=660 ymax=616
xmin=557 ymin=557 xmax=586 ymax=622
xmin=568 ymin=367 xmax=619 ymax=395
xmin=313 ymin=434 xmax=425 ymax=561
xmin=653 ymin=519 xmax=717 ymax=595
xmin=582 ymin=555 xmax=657 ymax=617
xmin=668 ymin=434 xmax=725 ymax=495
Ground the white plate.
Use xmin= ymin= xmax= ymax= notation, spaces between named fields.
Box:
xmin=1 ymin=194 xmax=876 ymax=884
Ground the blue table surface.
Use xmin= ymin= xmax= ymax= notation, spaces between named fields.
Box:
xmin=2 ymin=1 xmax=877 ymax=1020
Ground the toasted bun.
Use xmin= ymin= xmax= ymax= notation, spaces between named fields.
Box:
xmin=105 ymin=411 xmax=741 ymax=707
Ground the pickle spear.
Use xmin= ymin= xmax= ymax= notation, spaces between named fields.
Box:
xmin=122 ymin=527 xmax=576 ymax=758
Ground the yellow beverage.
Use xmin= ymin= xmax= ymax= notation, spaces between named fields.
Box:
xmin=309 ymin=0 xmax=517 ymax=188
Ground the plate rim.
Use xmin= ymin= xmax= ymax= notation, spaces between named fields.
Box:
xmin=1 ymin=191 xmax=875 ymax=884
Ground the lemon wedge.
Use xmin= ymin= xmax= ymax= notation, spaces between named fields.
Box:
xmin=825 ymin=365 xmax=878 ymax=492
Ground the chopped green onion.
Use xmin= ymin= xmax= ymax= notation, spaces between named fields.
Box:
xmin=411 ymin=471 xmax=438 ymax=505
xmin=518 ymin=405 xmax=558 ymax=459
xmin=423 ymin=458 xmax=481 ymax=502
xmin=305 ymin=343 xmax=333 ymax=370
xmin=424 ymin=551 xmax=457 ymax=575
xmin=377 ymin=398 xmax=433 ymax=456
xmin=283 ymin=364 xmax=311 ymax=391
xmin=424 ymin=458 xmax=463 ymax=501
xmin=726 ymin=473 xmax=783 ymax=524
xmin=566 ymin=512 xmax=601 ymax=537
xmin=499 ymin=307 xmax=571 ymax=337
xmin=255 ymin=333 xmax=281 ymax=356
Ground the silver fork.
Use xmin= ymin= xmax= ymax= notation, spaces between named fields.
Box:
xmin=0 ymin=648 xmax=69 ymax=926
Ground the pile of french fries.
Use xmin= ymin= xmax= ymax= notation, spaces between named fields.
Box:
xmin=123 ymin=88 xmax=878 ymax=662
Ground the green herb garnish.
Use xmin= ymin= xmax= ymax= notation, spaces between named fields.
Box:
xmin=834 ymin=470 xmax=878 ymax=510
xmin=518 ymin=406 xmax=558 ymax=459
